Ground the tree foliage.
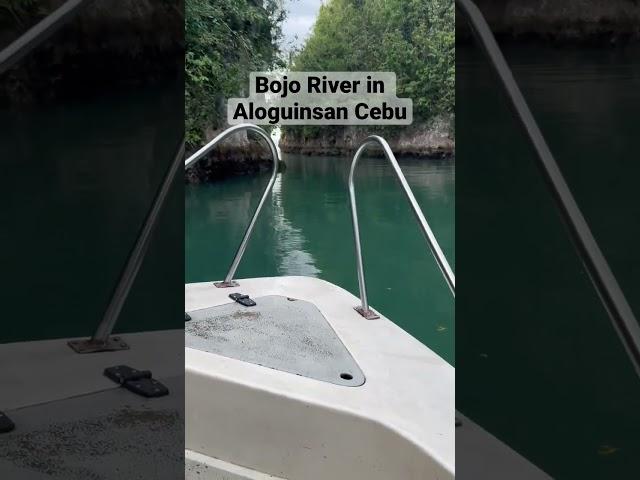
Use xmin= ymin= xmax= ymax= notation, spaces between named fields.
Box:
xmin=185 ymin=0 xmax=284 ymax=147
xmin=293 ymin=0 xmax=454 ymax=122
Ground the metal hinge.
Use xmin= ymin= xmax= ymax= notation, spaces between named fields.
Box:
xmin=229 ymin=293 xmax=256 ymax=307
xmin=104 ymin=365 xmax=169 ymax=398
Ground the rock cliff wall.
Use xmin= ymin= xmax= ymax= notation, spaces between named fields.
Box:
xmin=280 ymin=116 xmax=454 ymax=158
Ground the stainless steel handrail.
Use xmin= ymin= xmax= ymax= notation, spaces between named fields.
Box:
xmin=69 ymin=137 xmax=185 ymax=353
xmin=2 ymin=0 xmax=187 ymax=353
xmin=349 ymin=136 xmax=455 ymax=319
xmin=457 ymin=0 xmax=640 ymax=378
xmin=185 ymin=123 xmax=280 ymax=287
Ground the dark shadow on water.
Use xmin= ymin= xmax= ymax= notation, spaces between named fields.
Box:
xmin=0 ymin=85 xmax=183 ymax=342
xmin=457 ymin=43 xmax=640 ymax=479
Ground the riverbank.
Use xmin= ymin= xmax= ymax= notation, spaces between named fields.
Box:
xmin=185 ymin=116 xmax=454 ymax=183
xmin=185 ymin=130 xmax=274 ymax=183
xmin=280 ymin=116 xmax=454 ymax=158
xmin=457 ymin=0 xmax=640 ymax=44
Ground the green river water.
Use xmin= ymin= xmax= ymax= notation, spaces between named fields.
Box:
xmin=457 ymin=44 xmax=640 ymax=478
xmin=185 ymin=154 xmax=456 ymax=364
xmin=1 ymin=85 xmax=183 ymax=343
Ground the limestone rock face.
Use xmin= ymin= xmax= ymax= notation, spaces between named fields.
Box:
xmin=280 ymin=116 xmax=454 ymax=158
xmin=185 ymin=129 xmax=274 ymax=183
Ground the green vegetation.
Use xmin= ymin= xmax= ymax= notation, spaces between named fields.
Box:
xmin=184 ymin=0 xmax=453 ymax=150
xmin=293 ymin=0 xmax=454 ymax=123
xmin=185 ymin=0 xmax=284 ymax=147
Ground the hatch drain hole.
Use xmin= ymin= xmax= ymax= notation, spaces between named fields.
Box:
xmin=340 ymin=373 xmax=353 ymax=380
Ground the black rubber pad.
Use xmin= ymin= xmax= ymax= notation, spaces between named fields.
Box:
xmin=123 ymin=377 xmax=169 ymax=398
xmin=104 ymin=365 xmax=152 ymax=385
xmin=0 ymin=411 xmax=15 ymax=433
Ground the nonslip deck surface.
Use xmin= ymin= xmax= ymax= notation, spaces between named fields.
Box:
xmin=0 ymin=376 xmax=184 ymax=479
xmin=185 ymin=295 xmax=365 ymax=386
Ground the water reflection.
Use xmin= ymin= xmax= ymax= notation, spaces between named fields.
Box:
xmin=271 ymin=174 xmax=321 ymax=277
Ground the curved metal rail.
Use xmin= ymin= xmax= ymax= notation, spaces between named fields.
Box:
xmin=349 ymin=136 xmax=455 ymax=319
xmin=185 ymin=123 xmax=280 ymax=287
xmin=1 ymin=0 xmax=188 ymax=354
xmin=456 ymin=0 xmax=640 ymax=377
xmin=69 ymin=137 xmax=185 ymax=353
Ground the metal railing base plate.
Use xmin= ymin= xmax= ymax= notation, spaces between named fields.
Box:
xmin=67 ymin=336 xmax=130 ymax=354
xmin=213 ymin=281 xmax=240 ymax=288
xmin=354 ymin=306 xmax=380 ymax=320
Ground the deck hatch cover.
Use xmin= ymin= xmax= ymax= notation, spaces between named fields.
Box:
xmin=185 ymin=295 xmax=365 ymax=386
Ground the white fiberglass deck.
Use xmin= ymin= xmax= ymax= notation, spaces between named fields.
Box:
xmin=0 ymin=330 xmax=184 ymax=479
xmin=185 ymin=276 xmax=455 ymax=480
